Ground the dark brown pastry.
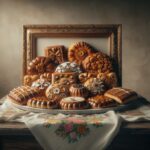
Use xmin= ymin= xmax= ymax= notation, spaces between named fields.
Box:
xmin=79 ymin=72 xmax=97 ymax=83
xmin=27 ymin=56 xmax=57 ymax=75
xmin=88 ymin=95 xmax=118 ymax=108
xmin=60 ymin=96 xmax=88 ymax=110
xmin=23 ymin=75 xmax=40 ymax=86
xmin=52 ymin=72 xmax=78 ymax=86
xmin=84 ymin=78 xmax=107 ymax=96
xmin=69 ymin=84 xmax=89 ymax=98
xmin=68 ymin=41 xmax=92 ymax=65
xmin=45 ymin=45 xmax=67 ymax=64
xmin=82 ymin=52 xmax=113 ymax=73
xmin=45 ymin=83 xmax=70 ymax=101
xmin=8 ymin=86 xmax=40 ymax=105
xmin=104 ymin=87 xmax=138 ymax=104
xmin=97 ymin=72 xmax=118 ymax=89
xmin=27 ymin=96 xmax=59 ymax=109
xmin=31 ymin=78 xmax=51 ymax=96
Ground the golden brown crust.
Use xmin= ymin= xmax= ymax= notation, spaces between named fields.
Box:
xmin=44 ymin=45 xmax=67 ymax=64
xmin=45 ymin=84 xmax=70 ymax=101
xmin=68 ymin=41 xmax=92 ymax=65
xmin=88 ymin=95 xmax=118 ymax=108
xmin=52 ymin=72 xmax=78 ymax=86
xmin=27 ymin=56 xmax=57 ymax=75
xmin=69 ymin=84 xmax=89 ymax=98
xmin=104 ymin=87 xmax=138 ymax=104
xmin=27 ymin=96 xmax=59 ymax=109
xmin=8 ymin=86 xmax=40 ymax=105
xmin=23 ymin=75 xmax=40 ymax=86
xmin=60 ymin=96 xmax=88 ymax=110
xmin=82 ymin=52 xmax=113 ymax=73
xmin=40 ymin=73 xmax=52 ymax=83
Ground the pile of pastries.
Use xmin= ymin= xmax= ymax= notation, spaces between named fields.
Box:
xmin=8 ymin=41 xmax=138 ymax=110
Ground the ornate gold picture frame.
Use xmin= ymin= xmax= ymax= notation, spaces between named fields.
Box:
xmin=23 ymin=24 xmax=122 ymax=85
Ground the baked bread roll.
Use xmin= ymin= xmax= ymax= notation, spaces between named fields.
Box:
xmin=68 ymin=41 xmax=92 ymax=65
xmin=40 ymin=73 xmax=52 ymax=83
xmin=69 ymin=84 xmax=89 ymax=98
xmin=45 ymin=45 xmax=67 ymax=64
xmin=23 ymin=75 xmax=40 ymax=86
xmin=97 ymin=72 xmax=118 ymax=89
xmin=27 ymin=96 xmax=59 ymax=109
xmin=88 ymin=95 xmax=118 ymax=108
xmin=60 ymin=96 xmax=88 ymax=110
xmin=8 ymin=86 xmax=40 ymax=105
xmin=82 ymin=52 xmax=113 ymax=73
xmin=104 ymin=87 xmax=138 ymax=104
xmin=55 ymin=62 xmax=82 ymax=73
xmin=79 ymin=72 xmax=97 ymax=83
xmin=84 ymin=78 xmax=107 ymax=96
xmin=45 ymin=83 xmax=70 ymax=101
xmin=32 ymin=78 xmax=51 ymax=96
xmin=27 ymin=56 xmax=57 ymax=75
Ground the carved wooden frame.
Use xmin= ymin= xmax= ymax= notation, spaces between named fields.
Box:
xmin=23 ymin=24 xmax=122 ymax=85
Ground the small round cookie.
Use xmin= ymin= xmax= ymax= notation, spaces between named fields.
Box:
xmin=88 ymin=95 xmax=118 ymax=108
xmin=32 ymin=77 xmax=51 ymax=96
xmin=60 ymin=96 xmax=88 ymax=110
xmin=82 ymin=52 xmax=113 ymax=73
xmin=55 ymin=62 xmax=82 ymax=73
xmin=45 ymin=84 xmax=70 ymax=101
xmin=84 ymin=78 xmax=106 ymax=96
xmin=68 ymin=41 xmax=92 ymax=65
xmin=27 ymin=96 xmax=59 ymax=109
xmin=69 ymin=84 xmax=89 ymax=98
xmin=97 ymin=72 xmax=118 ymax=88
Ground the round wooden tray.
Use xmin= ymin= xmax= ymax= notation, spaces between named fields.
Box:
xmin=8 ymin=98 xmax=134 ymax=115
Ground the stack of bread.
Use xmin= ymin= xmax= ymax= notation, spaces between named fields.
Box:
xmin=8 ymin=41 xmax=138 ymax=110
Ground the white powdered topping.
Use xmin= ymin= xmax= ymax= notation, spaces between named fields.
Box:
xmin=62 ymin=97 xmax=85 ymax=103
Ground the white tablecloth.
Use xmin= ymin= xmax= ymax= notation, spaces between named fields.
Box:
xmin=0 ymin=97 xmax=150 ymax=150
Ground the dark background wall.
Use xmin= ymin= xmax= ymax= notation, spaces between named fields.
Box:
xmin=0 ymin=0 xmax=150 ymax=100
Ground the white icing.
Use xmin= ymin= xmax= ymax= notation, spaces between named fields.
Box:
xmin=62 ymin=97 xmax=84 ymax=103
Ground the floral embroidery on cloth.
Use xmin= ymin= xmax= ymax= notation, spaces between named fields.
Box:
xmin=43 ymin=114 xmax=108 ymax=143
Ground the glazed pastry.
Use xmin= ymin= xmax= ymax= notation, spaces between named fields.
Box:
xmin=82 ymin=52 xmax=113 ymax=73
xmin=44 ymin=45 xmax=67 ymax=64
xmin=79 ymin=72 xmax=97 ymax=83
xmin=27 ymin=56 xmax=57 ymax=75
xmin=97 ymin=72 xmax=118 ymax=88
xmin=88 ymin=95 xmax=118 ymax=108
xmin=52 ymin=72 xmax=78 ymax=85
xmin=27 ymin=96 xmax=59 ymax=109
xmin=69 ymin=84 xmax=89 ymax=98
xmin=8 ymin=86 xmax=40 ymax=105
xmin=84 ymin=78 xmax=106 ymax=95
xmin=32 ymin=77 xmax=51 ymax=96
xmin=68 ymin=41 xmax=92 ymax=65
xmin=60 ymin=96 xmax=88 ymax=110
xmin=40 ymin=73 xmax=52 ymax=83
xmin=45 ymin=84 xmax=70 ymax=101
xmin=23 ymin=75 xmax=40 ymax=86
xmin=104 ymin=87 xmax=138 ymax=104
xmin=55 ymin=62 xmax=82 ymax=73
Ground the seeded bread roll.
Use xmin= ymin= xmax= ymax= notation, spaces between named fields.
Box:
xmin=82 ymin=52 xmax=113 ymax=73
xmin=60 ymin=96 xmax=88 ymax=110
xmin=8 ymin=86 xmax=40 ymax=105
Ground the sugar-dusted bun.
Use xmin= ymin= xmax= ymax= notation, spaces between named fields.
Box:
xmin=60 ymin=96 xmax=88 ymax=110
xmin=27 ymin=96 xmax=59 ymax=109
xmin=69 ymin=84 xmax=89 ymax=98
xmin=55 ymin=61 xmax=82 ymax=73
xmin=68 ymin=41 xmax=92 ymax=65
xmin=88 ymin=95 xmax=118 ymax=109
xmin=84 ymin=78 xmax=107 ymax=96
